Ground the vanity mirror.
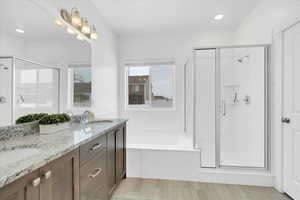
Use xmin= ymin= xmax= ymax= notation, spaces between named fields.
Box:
xmin=0 ymin=0 xmax=91 ymax=127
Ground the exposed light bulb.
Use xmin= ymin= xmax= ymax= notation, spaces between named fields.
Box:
xmin=76 ymin=34 xmax=85 ymax=41
xmin=54 ymin=19 xmax=64 ymax=27
xmin=90 ymin=25 xmax=98 ymax=40
xmin=214 ymin=14 xmax=224 ymax=20
xmin=67 ymin=27 xmax=76 ymax=35
xmin=71 ymin=7 xmax=82 ymax=27
xmin=81 ymin=18 xmax=91 ymax=34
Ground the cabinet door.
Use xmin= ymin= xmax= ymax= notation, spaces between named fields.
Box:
xmin=107 ymin=131 xmax=116 ymax=196
xmin=80 ymin=153 xmax=108 ymax=200
xmin=0 ymin=170 xmax=40 ymax=200
xmin=40 ymin=149 xmax=80 ymax=200
xmin=116 ymin=125 xmax=126 ymax=184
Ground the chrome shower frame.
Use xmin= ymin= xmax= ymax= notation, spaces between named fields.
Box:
xmin=192 ymin=44 xmax=271 ymax=171
xmin=0 ymin=56 xmax=61 ymax=124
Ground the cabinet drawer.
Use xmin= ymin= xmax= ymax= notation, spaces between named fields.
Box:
xmin=80 ymin=134 xmax=106 ymax=166
xmin=80 ymin=153 xmax=107 ymax=196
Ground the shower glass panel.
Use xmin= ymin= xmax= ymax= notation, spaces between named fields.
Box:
xmin=0 ymin=58 xmax=13 ymax=126
xmin=219 ymin=47 xmax=266 ymax=168
xmin=14 ymin=58 xmax=60 ymax=121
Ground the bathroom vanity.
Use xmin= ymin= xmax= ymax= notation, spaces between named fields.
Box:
xmin=0 ymin=120 xmax=127 ymax=200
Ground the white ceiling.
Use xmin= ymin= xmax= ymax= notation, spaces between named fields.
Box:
xmin=0 ymin=0 xmax=76 ymax=41
xmin=91 ymin=0 xmax=262 ymax=36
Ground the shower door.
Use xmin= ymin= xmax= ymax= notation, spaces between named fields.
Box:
xmin=194 ymin=45 xmax=269 ymax=169
xmin=0 ymin=58 xmax=13 ymax=126
xmin=14 ymin=58 xmax=60 ymax=121
xmin=219 ymin=46 xmax=268 ymax=168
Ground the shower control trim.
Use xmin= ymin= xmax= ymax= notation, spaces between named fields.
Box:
xmin=221 ymin=100 xmax=226 ymax=116
xmin=281 ymin=117 xmax=291 ymax=124
xmin=0 ymin=96 xmax=6 ymax=104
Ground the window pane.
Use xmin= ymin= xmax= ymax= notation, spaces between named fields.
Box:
xmin=73 ymin=67 xmax=91 ymax=107
xmin=150 ymin=65 xmax=174 ymax=108
xmin=38 ymin=69 xmax=54 ymax=108
xmin=128 ymin=66 xmax=150 ymax=105
xmin=127 ymin=64 xmax=174 ymax=108
xmin=17 ymin=69 xmax=37 ymax=108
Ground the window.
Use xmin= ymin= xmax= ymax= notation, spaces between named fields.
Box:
xmin=17 ymin=68 xmax=58 ymax=109
xmin=69 ymin=64 xmax=91 ymax=108
xmin=126 ymin=62 xmax=175 ymax=109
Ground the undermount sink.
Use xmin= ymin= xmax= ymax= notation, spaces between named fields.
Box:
xmin=86 ymin=120 xmax=114 ymax=124
xmin=0 ymin=148 xmax=40 ymax=167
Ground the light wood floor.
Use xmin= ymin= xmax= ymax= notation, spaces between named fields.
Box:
xmin=112 ymin=178 xmax=292 ymax=200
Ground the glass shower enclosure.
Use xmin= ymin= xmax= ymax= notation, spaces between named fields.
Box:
xmin=0 ymin=56 xmax=60 ymax=126
xmin=193 ymin=45 xmax=270 ymax=169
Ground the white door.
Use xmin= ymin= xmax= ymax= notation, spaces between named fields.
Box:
xmin=283 ymin=21 xmax=300 ymax=200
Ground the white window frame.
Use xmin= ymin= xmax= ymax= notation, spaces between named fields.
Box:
xmin=124 ymin=60 xmax=176 ymax=111
xmin=68 ymin=63 xmax=92 ymax=110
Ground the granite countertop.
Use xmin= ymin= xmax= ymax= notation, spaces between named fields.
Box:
xmin=0 ymin=119 xmax=127 ymax=189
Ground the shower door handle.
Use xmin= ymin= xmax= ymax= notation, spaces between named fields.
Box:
xmin=222 ymin=100 xmax=226 ymax=116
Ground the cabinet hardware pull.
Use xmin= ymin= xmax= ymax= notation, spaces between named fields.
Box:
xmin=90 ymin=143 xmax=102 ymax=151
xmin=32 ymin=177 xmax=41 ymax=187
xmin=44 ymin=171 xmax=52 ymax=179
xmin=89 ymin=168 xmax=102 ymax=179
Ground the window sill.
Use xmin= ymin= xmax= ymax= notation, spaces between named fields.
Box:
xmin=125 ymin=106 xmax=176 ymax=112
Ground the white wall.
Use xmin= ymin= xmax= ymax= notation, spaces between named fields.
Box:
xmin=0 ymin=33 xmax=25 ymax=57
xmin=234 ymin=0 xmax=300 ymax=44
xmin=118 ymin=30 xmax=235 ymax=134
xmin=233 ymin=0 xmax=300 ymax=191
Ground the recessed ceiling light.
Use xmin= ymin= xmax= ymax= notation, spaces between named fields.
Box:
xmin=214 ymin=14 xmax=224 ymax=21
xmin=16 ymin=29 xmax=25 ymax=33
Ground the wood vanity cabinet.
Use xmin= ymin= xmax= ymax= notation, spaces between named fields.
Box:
xmin=39 ymin=149 xmax=80 ymax=200
xmin=0 ymin=149 xmax=79 ymax=200
xmin=116 ymin=125 xmax=126 ymax=185
xmin=107 ymin=131 xmax=116 ymax=197
xmin=0 ymin=123 xmax=126 ymax=200
xmin=0 ymin=170 xmax=40 ymax=200
xmin=79 ymin=134 xmax=107 ymax=200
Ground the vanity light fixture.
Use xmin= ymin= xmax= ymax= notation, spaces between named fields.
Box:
xmin=81 ymin=18 xmax=91 ymax=34
xmin=54 ymin=19 xmax=64 ymax=27
xmin=76 ymin=34 xmax=84 ymax=41
xmin=58 ymin=8 xmax=98 ymax=40
xmin=67 ymin=27 xmax=76 ymax=35
xmin=71 ymin=7 xmax=82 ymax=27
xmin=16 ymin=29 xmax=25 ymax=33
xmin=90 ymin=25 xmax=98 ymax=40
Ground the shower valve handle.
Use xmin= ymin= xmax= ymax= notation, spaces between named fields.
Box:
xmin=281 ymin=117 xmax=291 ymax=124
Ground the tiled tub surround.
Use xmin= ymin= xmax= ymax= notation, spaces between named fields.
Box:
xmin=0 ymin=119 xmax=127 ymax=188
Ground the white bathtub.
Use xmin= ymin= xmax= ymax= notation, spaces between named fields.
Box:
xmin=126 ymin=130 xmax=201 ymax=181
xmin=127 ymin=130 xmax=194 ymax=151
xmin=126 ymin=130 xmax=274 ymax=186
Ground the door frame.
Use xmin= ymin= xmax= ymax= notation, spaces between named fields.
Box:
xmin=193 ymin=44 xmax=271 ymax=170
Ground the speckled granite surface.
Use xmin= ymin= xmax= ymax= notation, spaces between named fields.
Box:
xmin=0 ymin=122 xmax=39 ymax=141
xmin=0 ymin=119 xmax=127 ymax=189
